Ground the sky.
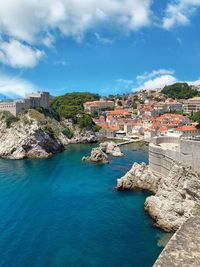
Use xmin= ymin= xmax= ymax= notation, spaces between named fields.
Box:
xmin=0 ymin=0 xmax=200 ymax=97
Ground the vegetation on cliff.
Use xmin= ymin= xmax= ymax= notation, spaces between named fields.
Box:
xmin=161 ymin=83 xmax=199 ymax=99
xmin=0 ymin=107 xmax=98 ymax=159
xmin=0 ymin=111 xmax=20 ymax=128
xmin=51 ymin=92 xmax=100 ymax=131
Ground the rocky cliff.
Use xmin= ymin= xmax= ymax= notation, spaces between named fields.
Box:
xmin=0 ymin=110 xmax=98 ymax=159
xmin=117 ymin=163 xmax=200 ymax=232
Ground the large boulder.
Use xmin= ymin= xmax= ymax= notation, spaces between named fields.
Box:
xmin=99 ymin=142 xmax=123 ymax=157
xmin=82 ymin=147 xmax=109 ymax=164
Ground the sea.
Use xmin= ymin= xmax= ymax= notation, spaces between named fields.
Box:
xmin=0 ymin=143 xmax=165 ymax=267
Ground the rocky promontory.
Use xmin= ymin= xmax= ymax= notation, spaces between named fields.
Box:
xmin=0 ymin=109 xmax=98 ymax=160
xmin=117 ymin=162 xmax=200 ymax=232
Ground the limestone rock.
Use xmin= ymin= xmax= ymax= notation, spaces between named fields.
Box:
xmin=82 ymin=147 xmax=109 ymax=164
xmin=0 ymin=111 xmax=98 ymax=160
xmin=117 ymin=162 xmax=160 ymax=193
xmin=99 ymin=142 xmax=123 ymax=157
xmin=117 ymin=163 xmax=200 ymax=232
xmin=0 ymin=115 xmax=64 ymax=160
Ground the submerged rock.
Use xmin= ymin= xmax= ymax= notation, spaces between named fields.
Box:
xmin=82 ymin=147 xmax=109 ymax=164
xmin=117 ymin=163 xmax=200 ymax=232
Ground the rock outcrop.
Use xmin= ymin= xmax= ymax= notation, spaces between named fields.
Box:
xmin=82 ymin=141 xmax=123 ymax=164
xmin=70 ymin=129 xmax=98 ymax=144
xmin=0 ymin=110 xmax=98 ymax=160
xmin=117 ymin=163 xmax=200 ymax=232
xmin=0 ymin=112 xmax=65 ymax=159
xmin=82 ymin=147 xmax=109 ymax=164
xmin=99 ymin=142 xmax=123 ymax=157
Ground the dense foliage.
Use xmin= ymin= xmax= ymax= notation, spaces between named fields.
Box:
xmin=51 ymin=92 xmax=101 ymax=131
xmin=62 ymin=128 xmax=74 ymax=139
xmin=51 ymin=92 xmax=100 ymax=119
xmin=0 ymin=111 xmax=20 ymax=128
xmin=190 ymin=111 xmax=200 ymax=128
xmin=161 ymin=83 xmax=199 ymax=99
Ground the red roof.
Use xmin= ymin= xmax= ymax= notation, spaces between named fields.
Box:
xmin=176 ymin=125 xmax=198 ymax=132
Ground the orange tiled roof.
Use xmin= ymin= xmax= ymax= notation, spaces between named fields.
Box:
xmin=176 ymin=125 xmax=198 ymax=131
xmin=188 ymin=97 xmax=200 ymax=101
xmin=107 ymin=110 xmax=130 ymax=115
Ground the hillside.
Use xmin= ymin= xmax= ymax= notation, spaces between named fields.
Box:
xmin=161 ymin=83 xmax=199 ymax=99
xmin=0 ymin=109 xmax=98 ymax=159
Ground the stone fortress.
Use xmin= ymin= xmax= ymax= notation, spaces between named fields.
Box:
xmin=149 ymin=135 xmax=200 ymax=266
xmin=149 ymin=135 xmax=200 ymax=175
xmin=0 ymin=91 xmax=50 ymax=116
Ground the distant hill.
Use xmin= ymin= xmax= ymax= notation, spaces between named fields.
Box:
xmin=161 ymin=83 xmax=199 ymax=99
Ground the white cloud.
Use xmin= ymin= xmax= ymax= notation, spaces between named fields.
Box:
xmin=0 ymin=39 xmax=44 ymax=68
xmin=0 ymin=73 xmax=38 ymax=97
xmin=187 ymin=79 xmax=200 ymax=86
xmin=139 ymin=75 xmax=177 ymax=90
xmin=0 ymin=0 xmax=152 ymax=45
xmin=163 ymin=0 xmax=200 ymax=29
xmin=136 ymin=69 xmax=175 ymax=81
xmin=134 ymin=69 xmax=177 ymax=90
xmin=94 ymin=32 xmax=113 ymax=44
xmin=0 ymin=0 xmax=152 ymax=68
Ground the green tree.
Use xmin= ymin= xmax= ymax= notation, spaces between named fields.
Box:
xmin=190 ymin=111 xmax=200 ymax=128
xmin=51 ymin=92 xmax=100 ymax=119
xmin=161 ymin=83 xmax=199 ymax=99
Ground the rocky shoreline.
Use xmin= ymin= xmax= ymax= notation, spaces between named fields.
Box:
xmin=0 ymin=110 xmax=98 ymax=160
xmin=117 ymin=162 xmax=200 ymax=232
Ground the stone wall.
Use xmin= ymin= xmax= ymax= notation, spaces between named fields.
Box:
xmin=0 ymin=101 xmax=26 ymax=116
xmin=149 ymin=137 xmax=200 ymax=177
xmin=153 ymin=210 xmax=200 ymax=267
xmin=0 ymin=92 xmax=50 ymax=116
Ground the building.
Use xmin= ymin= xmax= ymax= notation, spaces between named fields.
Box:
xmin=154 ymin=101 xmax=183 ymax=114
xmin=175 ymin=125 xmax=200 ymax=138
xmin=0 ymin=91 xmax=50 ymax=116
xmin=183 ymin=97 xmax=200 ymax=114
xmin=84 ymin=100 xmax=115 ymax=113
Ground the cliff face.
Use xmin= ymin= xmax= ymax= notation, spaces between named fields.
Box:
xmin=0 ymin=110 xmax=98 ymax=159
xmin=117 ymin=163 xmax=200 ymax=232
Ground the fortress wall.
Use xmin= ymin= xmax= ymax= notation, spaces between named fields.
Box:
xmin=0 ymin=102 xmax=18 ymax=116
xmin=149 ymin=137 xmax=200 ymax=177
xmin=149 ymin=144 xmax=180 ymax=177
xmin=154 ymin=211 xmax=200 ymax=267
xmin=152 ymin=136 xmax=180 ymax=145
xmin=180 ymin=140 xmax=200 ymax=172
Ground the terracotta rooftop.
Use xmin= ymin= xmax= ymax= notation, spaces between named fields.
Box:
xmin=176 ymin=125 xmax=198 ymax=132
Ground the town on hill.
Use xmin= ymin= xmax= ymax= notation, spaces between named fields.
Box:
xmin=0 ymin=82 xmax=200 ymax=145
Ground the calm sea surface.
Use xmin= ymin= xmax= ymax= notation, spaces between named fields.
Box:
xmin=0 ymin=144 xmax=165 ymax=267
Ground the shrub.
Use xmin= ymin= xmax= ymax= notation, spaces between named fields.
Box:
xmin=62 ymin=128 xmax=74 ymax=139
xmin=41 ymin=123 xmax=55 ymax=138
xmin=5 ymin=115 xmax=19 ymax=128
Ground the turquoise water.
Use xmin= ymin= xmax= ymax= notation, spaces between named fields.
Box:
xmin=0 ymin=144 xmax=164 ymax=267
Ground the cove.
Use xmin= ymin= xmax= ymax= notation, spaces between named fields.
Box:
xmin=0 ymin=144 xmax=164 ymax=267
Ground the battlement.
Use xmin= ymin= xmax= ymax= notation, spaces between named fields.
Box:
xmin=0 ymin=91 xmax=50 ymax=116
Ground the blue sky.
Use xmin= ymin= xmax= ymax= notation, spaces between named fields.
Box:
xmin=0 ymin=0 xmax=200 ymax=97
